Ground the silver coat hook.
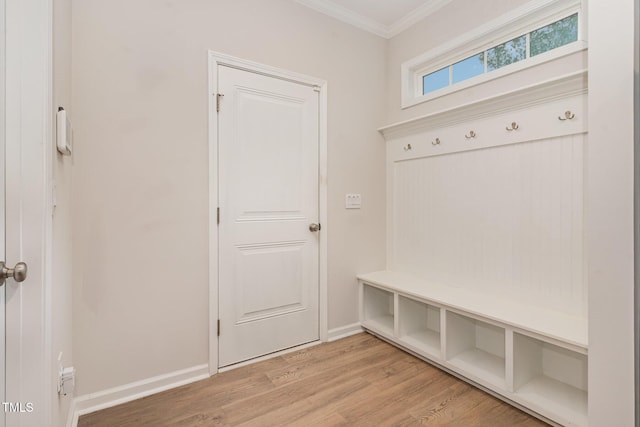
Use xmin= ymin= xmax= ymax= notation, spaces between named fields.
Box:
xmin=465 ymin=130 xmax=476 ymax=139
xmin=403 ymin=143 xmax=412 ymax=151
xmin=506 ymin=122 xmax=519 ymax=131
xmin=558 ymin=110 xmax=575 ymax=121
xmin=432 ymin=138 xmax=441 ymax=146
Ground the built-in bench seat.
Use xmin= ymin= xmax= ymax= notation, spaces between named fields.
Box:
xmin=358 ymin=270 xmax=587 ymax=349
xmin=358 ymin=270 xmax=588 ymax=427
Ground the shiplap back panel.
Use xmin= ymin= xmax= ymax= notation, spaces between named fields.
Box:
xmin=391 ymin=134 xmax=586 ymax=317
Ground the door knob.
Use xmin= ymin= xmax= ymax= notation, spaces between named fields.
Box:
xmin=309 ymin=223 xmax=321 ymax=232
xmin=0 ymin=261 xmax=28 ymax=285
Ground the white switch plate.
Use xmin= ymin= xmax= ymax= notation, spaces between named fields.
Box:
xmin=345 ymin=193 xmax=361 ymax=209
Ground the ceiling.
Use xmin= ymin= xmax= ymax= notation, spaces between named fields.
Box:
xmin=294 ymin=0 xmax=452 ymax=38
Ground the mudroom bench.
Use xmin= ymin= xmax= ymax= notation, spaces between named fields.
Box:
xmin=358 ymin=270 xmax=588 ymax=427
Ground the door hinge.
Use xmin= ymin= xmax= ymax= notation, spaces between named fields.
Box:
xmin=217 ymin=207 xmax=220 ymax=225
xmin=216 ymin=93 xmax=224 ymax=113
xmin=313 ymin=85 xmax=321 ymax=93
xmin=217 ymin=319 xmax=220 ymax=337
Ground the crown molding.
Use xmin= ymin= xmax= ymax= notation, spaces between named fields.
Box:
xmin=294 ymin=0 xmax=388 ymax=37
xmin=387 ymin=0 xmax=452 ymax=38
xmin=294 ymin=0 xmax=452 ymax=39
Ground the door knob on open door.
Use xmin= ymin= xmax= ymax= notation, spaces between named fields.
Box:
xmin=309 ymin=223 xmax=321 ymax=232
xmin=0 ymin=261 xmax=28 ymax=285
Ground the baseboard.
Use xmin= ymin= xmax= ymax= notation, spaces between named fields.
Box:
xmin=66 ymin=398 xmax=78 ymax=427
xmin=67 ymin=364 xmax=209 ymax=427
xmin=66 ymin=327 xmax=361 ymax=426
xmin=327 ymin=322 xmax=363 ymax=342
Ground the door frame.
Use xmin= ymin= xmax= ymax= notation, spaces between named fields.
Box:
xmin=4 ymin=0 xmax=54 ymax=424
xmin=207 ymin=51 xmax=328 ymax=375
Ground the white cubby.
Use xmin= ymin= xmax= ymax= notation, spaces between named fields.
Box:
xmin=446 ymin=311 xmax=506 ymax=388
xmin=514 ymin=333 xmax=588 ymax=427
xmin=362 ymin=284 xmax=394 ymax=335
xmin=358 ymin=272 xmax=589 ymax=426
xmin=398 ymin=296 xmax=441 ymax=358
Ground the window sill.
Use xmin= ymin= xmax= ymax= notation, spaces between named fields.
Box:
xmin=383 ymin=68 xmax=587 ymax=138
xmin=401 ymin=41 xmax=587 ymax=110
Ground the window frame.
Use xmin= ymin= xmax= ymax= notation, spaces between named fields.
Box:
xmin=401 ymin=0 xmax=587 ymax=109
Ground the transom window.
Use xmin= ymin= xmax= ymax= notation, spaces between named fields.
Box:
xmin=401 ymin=0 xmax=586 ymax=109
xmin=422 ymin=13 xmax=578 ymax=95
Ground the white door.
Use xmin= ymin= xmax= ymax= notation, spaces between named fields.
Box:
xmin=3 ymin=0 xmax=50 ymax=425
xmin=0 ymin=0 xmax=6 ymax=424
xmin=218 ymin=65 xmax=320 ymax=367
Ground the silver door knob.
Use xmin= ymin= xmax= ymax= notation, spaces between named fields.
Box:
xmin=0 ymin=261 xmax=28 ymax=285
xmin=309 ymin=223 xmax=321 ymax=232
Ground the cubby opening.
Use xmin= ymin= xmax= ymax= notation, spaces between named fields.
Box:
xmin=446 ymin=311 xmax=506 ymax=387
xmin=398 ymin=296 xmax=441 ymax=357
xmin=362 ymin=284 xmax=394 ymax=335
xmin=514 ymin=333 xmax=588 ymax=426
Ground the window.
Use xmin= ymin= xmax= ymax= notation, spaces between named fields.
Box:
xmin=486 ymin=36 xmax=526 ymax=71
xmin=421 ymin=13 xmax=579 ymax=96
xmin=422 ymin=67 xmax=449 ymax=94
xmin=452 ymin=53 xmax=484 ymax=83
xmin=402 ymin=0 xmax=586 ymax=108
xmin=530 ymin=13 xmax=578 ymax=56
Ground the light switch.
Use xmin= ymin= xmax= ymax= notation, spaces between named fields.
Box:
xmin=345 ymin=193 xmax=362 ymax=209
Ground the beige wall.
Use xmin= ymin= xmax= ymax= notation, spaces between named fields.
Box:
xmin=385 ymin=0 xmax=586 ymax=125
xmin=71 ymin=0 xmax=387 ymax=395
xmin=52 ymin=0 xmax=74 ymax=424
xmin=71 ymin=2 xmax=637 ymax=421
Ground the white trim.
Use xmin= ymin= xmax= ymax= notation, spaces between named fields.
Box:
xmin=387 ymin=0 xmax=452 ymax=38
xmin=44 ymin=0 xmax=55 ymax=424
xmin=384 ymin=69 xmax=587 ymax=138
xmin=207 ymin=51 xmax=329 ymax=374
xmin=318 ymin=80 xmax=329 ymax=343
xmin=66 ymin=399 xmax=77 ymax=427
xmin=294 ymin=0 xmax=387 ymax=38
xmin=67 ymin=364 xmax=210 ymax=427
xmin=401 ymin=0 xmax=585 ymax=108
xmin=209 ymin=52 xmax=327 ymax=88
xmin=327 ymin=323 xmax=363 ymax=342
xmin=294 ymin=0 xmax=451 ymax=39
xmin=207 ymin=51 xmax=219 ymax=377
xmin=405 ymin=42 xmax=587 ymax=109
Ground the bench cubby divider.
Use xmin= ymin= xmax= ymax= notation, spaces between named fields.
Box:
xmin=359 ymin=271 xmax=588 ymax=427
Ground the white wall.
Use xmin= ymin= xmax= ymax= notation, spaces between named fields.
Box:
xmin=71 ymin=0 xmax=386 ymax=396
xmin=587 ymin=0 xmax=636 ymax=424
xmin=385 ymin=0 xmax=586 ymax=125
xmin=52 ymin=0 xmax=74 ymax=423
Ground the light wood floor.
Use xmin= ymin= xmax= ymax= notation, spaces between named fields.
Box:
xmin=78 ymin=333 xmax=549 ymax=426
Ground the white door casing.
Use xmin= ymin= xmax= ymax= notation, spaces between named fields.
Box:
xmin=208 ymin=52 xmax=328 ymax=372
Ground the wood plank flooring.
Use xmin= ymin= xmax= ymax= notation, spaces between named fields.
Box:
xmin=78 ymin=333 xmax=549 ymax=426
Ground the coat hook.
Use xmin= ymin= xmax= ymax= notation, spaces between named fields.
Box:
xmin=506 ymin=122 xmax=519 ymax=131
xmin=558 ymin=110 xmax=575 ymax=121
xmin=403 ymin=143 xmax=412 ymax=151
xmin=431 ymin=138 xmax=441 ymax=146
xmin=465 ymin=130 xmax=476 ymax=139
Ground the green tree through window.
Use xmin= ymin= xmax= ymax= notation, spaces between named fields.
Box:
xmin=422 ymin=13 xmax=579 ymax=96
xmin=531 ymin=14 xmax=578 ymax=56
xmin=486 ymin=36 xmax=527 ymax=71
